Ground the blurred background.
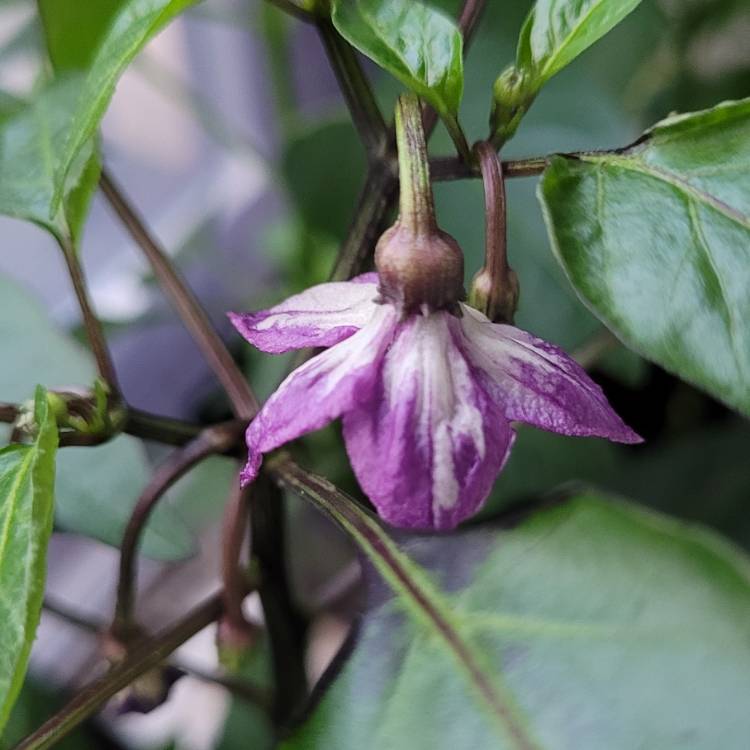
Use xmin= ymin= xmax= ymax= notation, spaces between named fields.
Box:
xmin=0 ymin=0 xmax=749 ymax=747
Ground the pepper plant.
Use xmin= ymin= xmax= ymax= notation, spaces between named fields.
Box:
xmin=1 ymin=0 xmax=749 ymax=748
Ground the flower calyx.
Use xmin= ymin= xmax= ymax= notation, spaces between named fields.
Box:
xmin=375 ymin=94 xmax=464 ymax=315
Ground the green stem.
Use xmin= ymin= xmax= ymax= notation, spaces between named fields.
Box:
xmin=443 ymin=113 xmax=472 ymax=164
xmin=395 ymin=94 xmax=435 ymax=233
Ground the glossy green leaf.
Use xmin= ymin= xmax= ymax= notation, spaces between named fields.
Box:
xmin=0 ymin=274 xmax=193 ymax=560
xmin=37 ymin=0 xmax=123 ymax=70
xmin=0 ymin=75 xmax=100 ymax=245
xmin=517 ymin=0 xmax=643 ymax=85
xmin=539 ymin=98 xmax=750 ymax=415
xmin=492 ymin=0 xmax=643 ymax=144
xmin=37 ymin=0 xmax=197 ymax=214
xmin=0 ymin=388 xmax=58 ymax=733
xmin=286 ymin=489 xmax=750 ymax=749
xmin=331 ymin=0 xmax=464 ymax=118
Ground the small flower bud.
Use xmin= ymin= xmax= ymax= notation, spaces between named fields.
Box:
xmin=217 ymin=614 xmax=259 ymax=672
xmin=469 ymin=265 xmax=519 ymax=324
xmin=489 ymin=65 xmax=534 ymax=148
xmin=468 ymin=141 xmax=519 ymax=323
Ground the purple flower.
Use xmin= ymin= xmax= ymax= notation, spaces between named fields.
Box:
xmin=229 ymin=272 xmax=641 ymax=531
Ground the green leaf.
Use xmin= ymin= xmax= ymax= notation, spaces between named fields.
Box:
xmin=55 ymin=437 xmax=195 ymax=562
xmin=539 ymin=98 xmax=750 ymax=415
xmin=331 ymin=0 xmax=464 ymax=118
xmin=517 ymin=0 xmax=644 ymax=85
xmin=37 ymin=0 xmax=123 ymax=70
xmin=285 ymin=488 xmax=750 ymax=749
xmin=1 ymin=678 xmax=92 ymax=750
xmin=478 ymin=427 xmax=622 ymax=519
xmin=0 ymin=274 xmax=192 ymax=560
xmin=0 ymin=75 xmax=100 ymax=245
xmin=492 ymin=0 xmax=644 ymax=144
xmin=0 ymin=387 xmax=58 ymax=733
xmin=37 ymin=0 xmax=198 ymax=214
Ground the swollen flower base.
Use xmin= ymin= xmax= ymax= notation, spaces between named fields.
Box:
xmin=229 ymin=273 xmax=641 ymax=531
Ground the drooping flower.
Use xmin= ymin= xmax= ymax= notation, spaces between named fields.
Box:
xmin=228 ymin=94 xmax=641 ymax=531
xmin=229 ymin=273 xmax=640 ymax=530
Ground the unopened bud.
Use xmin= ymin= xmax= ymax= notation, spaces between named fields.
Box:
xmin=469 ymin=266 xmax=519 ymax=324
xmin=217 ymin=615 xmax=259 ymax=672
xmin=490 ymin=65 xmax=534 ymax=148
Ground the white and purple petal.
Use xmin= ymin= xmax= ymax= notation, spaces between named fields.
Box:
xmin=459 ymin=306 xmax=641 ymax=443
xmin=343 ymin=312 xmax=515 ymax=531
xmin=240 ymin=304 xmax=397 ymax=485
xmin=228 ymin=273 xmax=379 ymax=353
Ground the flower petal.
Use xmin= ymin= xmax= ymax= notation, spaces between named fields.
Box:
xmin=460 ymin=307 xmax=641 ymax=443
xmin=240 ymin=305 xmax=397 ymax=485
xmin=343 ymin=313 xmax=514 ymax=531
xmin=228 ymin=273 xmax=379 ymax=353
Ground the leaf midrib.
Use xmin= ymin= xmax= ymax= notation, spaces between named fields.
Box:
xmin=583 ymin=153 xmax=750 ymax=230
xmin=0 ymin=450 xmax=34 ymax=573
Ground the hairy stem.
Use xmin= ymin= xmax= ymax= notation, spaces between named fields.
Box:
xmin=99 ymin=171 xmax=258 ymax=419
xmin=113 ymin=423 xmax=244 ymax=636
xmin=13 ymin=590 xmax=250 ymax=750
xmin=317 ymin=19 xmax=387 ymax=156
xmin=59 ymin=239 xmax=121 ymax=398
